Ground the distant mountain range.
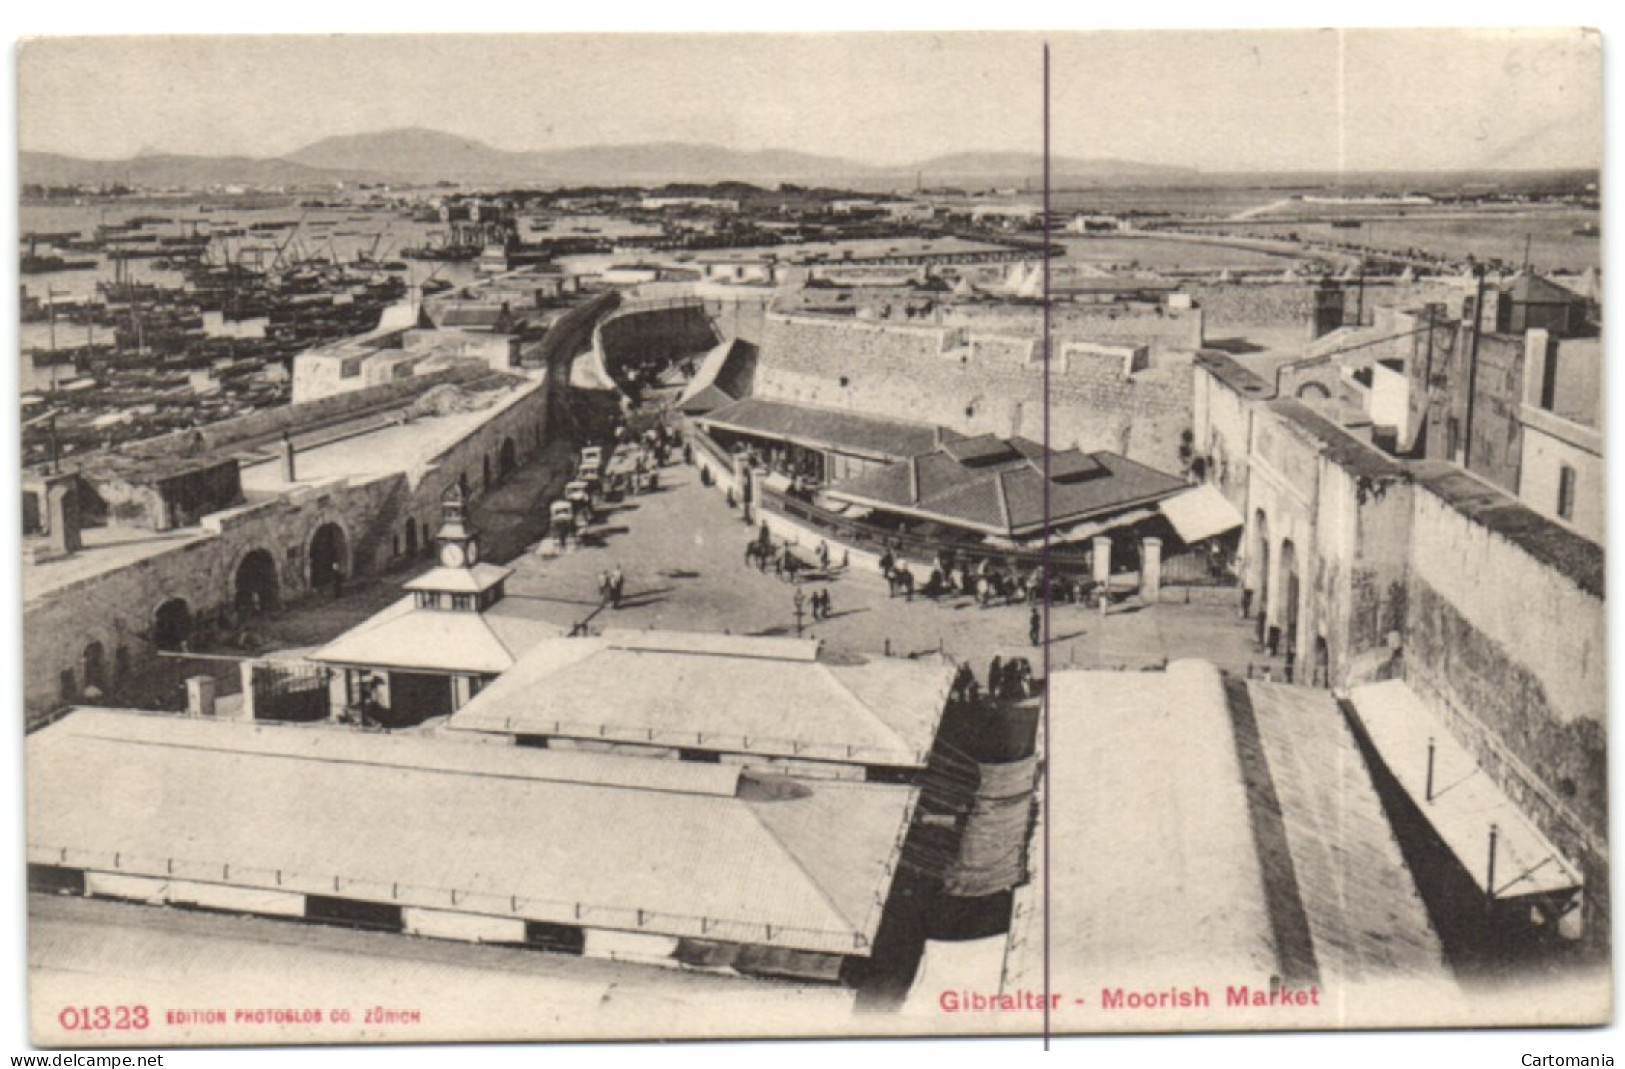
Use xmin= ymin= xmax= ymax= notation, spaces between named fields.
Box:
xmin=22 ymin=126 xmax=1200 ymax=190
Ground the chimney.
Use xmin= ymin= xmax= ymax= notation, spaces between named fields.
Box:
xmin=46 ymin=477 xmax=81 ymax=557
xmin=186 ymin=675 xmax=217 ymax=718
xmin=279 ymin=430 xmax=297 ymax=483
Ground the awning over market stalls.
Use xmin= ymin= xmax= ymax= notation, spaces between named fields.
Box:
xmin=1158 ymin=483 xmax=1243 ymax=544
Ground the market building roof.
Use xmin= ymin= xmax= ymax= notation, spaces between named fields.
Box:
xmin=445 ymin=629 xmax=955 ymax=769
xmin=698 ymin=397 xmax=958 ymax=463
xmin=824 ymin=433 xmax=1187 ymax=538
xmin=1004 ymin=662 xmax=1455 ymax=1026
xmin=27 ymin=710 xmax=917 ymax=957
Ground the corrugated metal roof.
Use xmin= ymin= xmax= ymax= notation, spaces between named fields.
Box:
xmin=446 ymin=634 xmax=952 ymax=767
xmin=828 ymin=441 xmax=1186 ymax=538
xmin=27 ymin=711 xmax=917 ymax=956
xmin=1241 ymin=682 xmax=1450 ymax=986
xmin=699 ymin=397 xmax=954 ymax=462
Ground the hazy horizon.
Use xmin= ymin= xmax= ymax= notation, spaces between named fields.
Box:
xmin=19 ymin=30 xmax=1601 ymax=173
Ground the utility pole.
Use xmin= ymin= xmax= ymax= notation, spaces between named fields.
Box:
xmin=1462 ymin=266 xmax=1487 ymax=471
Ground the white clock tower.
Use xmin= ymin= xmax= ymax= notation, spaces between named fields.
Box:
xmin=404 ymin=482 xmax=513 ymax=613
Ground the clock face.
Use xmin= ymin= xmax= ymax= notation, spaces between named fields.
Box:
xmin=440 ymin=543 xmax=466 ymax=568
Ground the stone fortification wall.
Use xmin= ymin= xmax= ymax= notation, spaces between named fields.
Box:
xmin=754 ymin=313 xmax=1192 ymax=471
xmin=1403 ymin=478 xmax=1607 ymax=947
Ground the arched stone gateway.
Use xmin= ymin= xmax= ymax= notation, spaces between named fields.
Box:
xmin=83 ymin=641 xmax=106 ymax=693
xmin=1251 ymin=509 xmax=1271 ymax=644
xmin=153 ymin=599 xmax=193 ymax=652
xmin=1279 ymin=538 xmax=1301 ymax=662
xmin=1296 ymin=381 xmax=1333 ymax=401
xmin=309 ymin=523 xmax=350 ymax=594
xmin=234 ymin=548 xmax=280 ymax=616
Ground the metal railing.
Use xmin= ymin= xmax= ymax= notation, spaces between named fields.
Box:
xmin=32 ymin=842 xmax=873 ymax=955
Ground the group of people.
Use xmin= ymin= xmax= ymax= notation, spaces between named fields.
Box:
xmin=598 ymin=565 xmax=627 ymax=609
xmin=808 ymin=588 xmax=834 ymax=621
xmin=744 ymin=524 xmax=840 ymax=588
xmin=879 ymin=548 xmax=1102 ymax=611
xmin=948 ymin=655 xmax=1041 ymax=705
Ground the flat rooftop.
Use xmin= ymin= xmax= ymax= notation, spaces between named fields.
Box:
xmin=445 ymin=629 xmax=954 ymax=769
xmin=23 ymin=523 xmax=212 ymax=604
xmin=1014 ymin=661 xmax=1278 ymax=995
xmin=28 ymin=710 xmax=918 ymax=957
xmin=1006 ymin=661 xmax=1456 ymax=1029
xmin=241 ymin=376 xmax=543 ymax=492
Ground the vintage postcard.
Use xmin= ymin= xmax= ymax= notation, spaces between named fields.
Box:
xmin=15 ymin=28 xmax=1610 ymax=1049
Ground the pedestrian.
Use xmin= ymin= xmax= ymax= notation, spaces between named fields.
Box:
xmin=821 ymin=588 xmax=833 ymax=619
xmin=880 ymin=549 xmax=895 ymax=580
xmin=330 ymin=561 xmax=344 ymax=599
xmin=817 ymin=540 xmax=830 ymax=571
xmin=1029 ymin=606 xmax=1042 ymax=647
xmin=988 ymin=656 xmax=1003 ymax=699
xmin=610 ymin=565 xmax=625 ymax=609
xmin=599 ymin=569 xmax=612 ymax=605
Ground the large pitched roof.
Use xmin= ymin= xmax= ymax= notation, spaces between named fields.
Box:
xmin=309 ymin=593 xmax=564 ymax=674
xmin=698 ymin=397 xmax=958 ymax=462
xmin=677 ymin=339 xmax=758 ymax=416
xmin=27 ymin=710 xmax=917 ymax=956
xmin=1501 ymin=272 xmax=1584 ymax=305
xmin=825 ymin=435 xmax=1186 ymax=538
xmin=445 ymin=629 xmax=954 ymax=768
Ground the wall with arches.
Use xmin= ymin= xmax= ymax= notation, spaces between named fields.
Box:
xmin=23 ymin=375 xmax=553 ymax=725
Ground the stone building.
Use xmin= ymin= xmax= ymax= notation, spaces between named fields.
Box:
xmin=1190 ymin=353 xmax=1607 ymax=956
xmin=22 ymin=368 xmax=553 ymax=726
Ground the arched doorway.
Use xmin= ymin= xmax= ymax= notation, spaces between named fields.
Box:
xmin=235 ymin=548 xmax=280 ymax=616
xmin=153 ymin=599 xmax=193 ymax=651
xmin=83 ymin=641 xmax=106 ymax=693
xmin=1278 ymin=538 xmax=1301 ymax=663
xmin=1251 ymin=510 xmax=1270 ymax=645
xmin=1313 ymin=636 xmax=1331 ymax=688
xmin=1296 ymin=381 xmax=1332 ymax=401
xmin=499 ymin=437 xmax=517 ymax=479
xmin=309 ymin=523 xmax=349 ymax=594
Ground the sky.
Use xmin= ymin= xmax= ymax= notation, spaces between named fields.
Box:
xmin=15 ymin=29 xmax=1604 ymax=172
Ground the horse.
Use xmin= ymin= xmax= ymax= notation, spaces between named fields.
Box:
xmin=745 ymin=540 xmax=774 ymax=570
